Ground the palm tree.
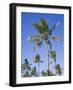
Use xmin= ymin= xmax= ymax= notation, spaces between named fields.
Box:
xmin=21 ymin=58 xmax=31 ymax=77
xmin=48 ymin=51 xmax=56 ymax=74
xmin=33 ymin=54 xmax=43 ymax=76
xmin=31 ymin=67 xmax=37 ymax=76
xmin=55 ymin=64 xmax=63 ymax=76
xmin=32 ymin=18 xmax=61 ymax=75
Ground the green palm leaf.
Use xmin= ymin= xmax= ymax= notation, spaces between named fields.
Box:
xmin=32 ymin=23 xmax=45 ymax=34
xmin=49 ymin=22 xmax=60 ymax=36
xmin=49 ymin=51 xmax=56 ymax=62
xmin=33 ymin=41 xmax=43 ymax=52
xmin=27 ymin=35 xmax=42 ymax=42
xmin=40 ymin=19 xmax=49 ymax=31
xmin=32 ymin=19 xmax=50 ymax=34
xmin=51 ymin=36 xmax=61 ymax=41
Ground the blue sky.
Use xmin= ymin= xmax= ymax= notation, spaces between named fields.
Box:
xmin=21 ymin=12 xmax=64 ymax=75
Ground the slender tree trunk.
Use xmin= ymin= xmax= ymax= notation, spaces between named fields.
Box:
xmin=38 ymin=62 xmax=40 ymax=76
xmin=35 ymin=63 xmax=37 ymax=76
xmin=54 ymin=61 xmax=56 ymax=75
xmin=46 ymin=43 xmax=49 ymax=76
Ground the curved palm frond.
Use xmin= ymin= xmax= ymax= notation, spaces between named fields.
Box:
xmin=32 ymin=23 xmax=45 ymax=34
xmin=33 ymin=41 xmax=43 ymax=52
xmin=40 ymin=19 xmax=49 ymax=32
xmin=48 ymin=51 xmax=56 ymax=62
xmin=27 ymin=35 xmax=42 ymax=42
xmin=32 ymin=19 xmax=50 ymax=34
xmin=51 ymin=36 xmax=61 ymax=41
xmin=49 ymin=22 xmax=60 ymax=36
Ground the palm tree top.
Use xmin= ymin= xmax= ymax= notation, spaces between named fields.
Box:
xmin=32 ymin=18 xmax=60 ymax=36
xmin=32 ymin=18 xmax=49 ymax=34
xmin=33 ymin=54 xmax=40 ymax=63
xmin=49 ymin=51 xmax=56 ymax=62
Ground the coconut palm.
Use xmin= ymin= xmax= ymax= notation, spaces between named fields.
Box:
xmin=33 ymin=54 xmax=43 ymax=76
xmin=48 ymin=51 xmax=56 ymax=74
xmin=31 ymin=67 xmax=37 ymax=76
xmin=31 ymin=18 xmax=61 ymax=75
xmin=55 ymin=64 xmax=63 ymax=76
xmin=21 ymin=58 xmax=31 ymax=77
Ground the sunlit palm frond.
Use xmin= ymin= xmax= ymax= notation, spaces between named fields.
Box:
xmin=27 ymin=35 xmax=42 ymax=42
xmin=40 ymin=19 xmax=50 ymax=34
xmin=32 ymin=19 xmax=50 ymax=34
xmin=48 ymin=51 xmax=56 ymax=62
xmin=40 ymin=18 xmax=47 ymax=26
xmin=32 ymin=23 xmax=45 ymax=34
xmin=51 ymin=36 xmax=61 ymax=41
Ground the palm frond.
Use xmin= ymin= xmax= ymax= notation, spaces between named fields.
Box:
xmin=27 ymin=35 xmax=42 ymax=42
xmin=32 ymin=23 xmax=40 ymax=31
xmin=40 ymin=19 xmax=47 ymax=26
xmin=40 ymin=19 xmax=50 ymax=33
xmin=49 ymin=51 xmax=56 ymax=62
xmin=49 ymin=22 xmax=60 ymax=36
xmin=51 ymin=36 xmax=61 ymax=41
xmin=33 ymin=41 xmax=42 ymax=52
xmin=32 ymin=19 xmax=50 ymax=34
xmin=32 ymin=23 xmax=45 ymax=34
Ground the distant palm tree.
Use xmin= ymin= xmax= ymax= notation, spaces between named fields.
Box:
xmin=21 ymin=58 xmax=31 ymax=77
xmin=55 ymin=64 xmax=63 ymax=76
xmin=31 ymin=67 xmax=37 ymax=76
xmin=48 ymin=51 xmax=56 ymax=74
xmin=33 ymin=54 xmax=43 ymax=76
xmin=28 ymin=18 xmax=61 ymax=75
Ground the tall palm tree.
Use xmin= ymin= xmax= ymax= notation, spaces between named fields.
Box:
xmin=32 ymin=18 xmax=61 ymax=75
xmin=55 ymin=64 xmax=63 ymax=76
xmin=33 ymin=54 xmax=43 ymax=76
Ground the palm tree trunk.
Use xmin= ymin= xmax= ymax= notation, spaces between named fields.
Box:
xmin=54 ymin=61 xmax=56 ymax=75
xmin=46 ymin=43 xmax=49 ymax=76
xmin=38 ymin=62 xmax=40 ymax=76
